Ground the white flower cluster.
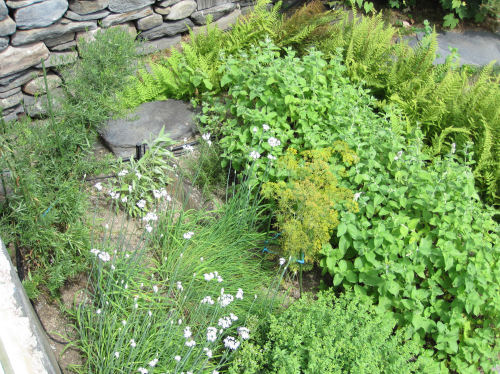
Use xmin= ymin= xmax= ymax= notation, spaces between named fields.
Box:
xmin=90 ymin=248 xmax=111 ymax=262
xmin=207 ymin=326 xmax=217 ymax=342
xmin=202 ymin=133 xmax=212 ymax=146
xmin=218 ymin=316 xmax=232 ymax=329
xmin=394 ymin=150 xmax=403 ymax=161
xmin=237 ymin=326 xmax=250 ymax=340
xmin=235 ymin=288 xmax=243 ymax=300
xmin=152 ymin=188 xmax=171 ymax=201
xmin=136 ymin=199 xmax=146 ymax=209
xmin=223 ymin=336 xmax=240 ymax=350
xmin=118 ymin=169 xmax=129 ymax=177
xmin=204 ymin=271 xmax=223 ymax=282
xmin=249 ymin=150 xmax=261 ymax=160
xmin=183 ymin=231 xmax=194 ymax=239
xmin=201 ymin=296 xmax=215 ymax=305
xmin=217 ymin=288 xmax=234 ymax=307
xmin=267 ymin=137 xmax=281 ymax=147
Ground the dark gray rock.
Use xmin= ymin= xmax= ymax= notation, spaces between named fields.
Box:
xmin=5 ymin=0 xmax=44 ymax=9
xmin=22 ymin=73 xmax=61 ymax=95
xmin=0 ymin=0 xmax=7 ymax=20
xmin=139 ymin=18 xmax=193 ymax=40
xmin=23 ymin=87 xmax=64 ymax=117
xmin=14 ymin=0 xmax=69 ymax=29
xmin=49 ymin=40 xmax=77 ymax=50
xmin=101 ymin=6 xmax=152 ymax=28
xmin=0 ymin=43 xmax=49 ymax=77
xmin=65 ymin=9 xmax=109 ymax=21
xmin=99 ymin=100 xmax=198 ymax=158
xmin=0 ymin=91 xmax=23 ymax=109
xmin=136 ymin=34 xmax=180 ymax=55
xmin=0 ymin=68 xmax=40 ymax=89
xmin=1 ymin=104 xmax=23 ymax=121
xmin=68 ymin=0 xmax=108 ymax=14
xmin=157 ymin=0 xmax=180 ymax=7
xmin=190 ymin=2 xmax=235 ymax=25
xmin=35 ymin=51 xmax=78 ymax=68
xmin=108 ymin=0 xmax=154 ymax=13
xmin=0 ymin=16 xmax=16 ymax=36
xmin=11 ymin=20 xmax=96 ymax=45
xmin=153 ymin=5 xmax=170 ymax=15
xmin=136 ymin=13 xmax=162 ymax=31
xmin=0 ymin=35 xmax=7 ymax=51
xmin=197 ymin=0 xmax=233 ymax=11
xmin=165 ymin=0 xmax=196 ymax=20
xmin=44 ymin=32 xmax=75 ymax=47
xmin=0 ymin=86 xmax=20 ymax=98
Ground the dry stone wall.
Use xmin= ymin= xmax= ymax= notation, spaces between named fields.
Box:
xmin=0 ymin=0 xmax=248 ymax=121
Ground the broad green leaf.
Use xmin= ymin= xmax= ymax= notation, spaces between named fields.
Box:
xmin=337 ymin=222 xmax=347 ymax=237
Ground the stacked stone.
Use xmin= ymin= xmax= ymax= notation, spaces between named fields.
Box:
xmin=0 ymin=0 xmax=243 ymax=122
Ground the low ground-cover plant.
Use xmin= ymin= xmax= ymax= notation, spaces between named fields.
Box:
xmin=71 ymin=175 xmax=284 ymax=373
xmin=229 ymin=290 xmax=439 ymax=373
xmin=0 ymin=28 xmax=138 ymax=297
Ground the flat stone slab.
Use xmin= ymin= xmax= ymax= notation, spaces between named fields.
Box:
xmin=99 ymin=100 xmax=198 ymax=158
xmin=410 ymin=30 xmax=500 ymax=66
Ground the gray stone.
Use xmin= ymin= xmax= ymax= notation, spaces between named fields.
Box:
xmin=109 ymin=22 xmax=137 ymax=36
xmin=153 ymin=5 xmax=170 ymax=15
xmin=190 ymin=2 xmax=235 ymax=25
xmin=0 ymin=68 xmax=40 ymax=89
xmin=64 ymin=9 xmax=109 ymax=21
xmin=14 ymin=0 xmax=69 ymax=30
xmin=11 ymin=20 xmax=96 ymax=45
xmin=99 ymin=100 xmax=198 ymax=158
xmin=76 ymin=27 xmax=99 ymax=43
xmin=0 ymin=1 xmax=7 ymax=20
xmin=165 ymin=0 xmax=196 ymax=20
xmin=157 ymin=0 xmax=180 ymax=6
xmin=22 ymin=73 xmax=61 ymax=94
xmin=0 ymin=15 xmax=15 ymax=36
xmin=136 ymin=34 xmax=180 ymax=55
xmin=0 ymin=86 xmax=20 ymax=98
xmin=44 ymin=32 xmax=75 ymax=47
xmin=68 ymin=0 xmax=108 ymax=14
xmin=108 ymin=0 xmax=154 ymax=13
xmin=136 ymin=13 xmax=162 ymax=30
xmin=0 ymin=35 xmax=7 ymax=51
xmin=101 ymin=6 xmax=152 ymax=28
xmin=35 ymin=51 xmax=78 ymax=68
xmin=49 ymin=40 xmax=77 ymax=50
xmin=5 ymin=0 xmax=44 ymax=9
xmin=139 ymin=18 xmax=193 ymax=40
xmin=197 ymin=0 xmax=233 ymax=11
xmin=211 ymin=8 xmax=239 ymax=30
xmin=23 ymin=88 xmax=63 ymax=117
xmin=0 ymin=43 xmax=49 ymax=77
xmin=1 ymin=104 xmax=23 ymax=121
xmin=0 ymin=91 xmax=23 ymax=109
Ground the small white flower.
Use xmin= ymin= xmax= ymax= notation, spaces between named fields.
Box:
xmin=174 ymin=355 xmax=181 ymax=362
xmin=252 ymin=126 xmax=258 ymax=133
xmin=96 ymin=308 xmax=102 ymax=314
xmin=262 ymin=124 xmax=270 ymax=131
xmin=213 ymin=371 xmax=219 ymax=374
xmin=238 ymin=326 xmax=250 ymax=340
xmin=137 ymin=368 xmax=148 ymax=374
xmin=216 ymin=275 xmax=223 ymax=283
xmin=111 ymin=265 xmax=115 ymax=270
xmin=451 ymin=143 xmax=456 ymax=154
xmin=121 ymin=196 xmax=128 ymax=203
xmin=229 ymin=313 xmax=238 ymax=321
xmin=183 ymin=231 xmax=194 ymax=239
xmin=130 ymin=339 xmax=136 ymax=347
xmin=218 ymin=292 xmax=234 ymax=307
xmin=128 ymin=185 xmax=133 ymax=193
xmin=109 ymin=191 xmax=120 ymax=200
xmin=207 ymin=327 xmax=217 ymax=342
xmin=236 ymin=288 xmax=243 ymax=300
xmin=136 ymin=171 xmax=142 ymax=180
xmin=153 ymin=285 xmax=159 ymax=293
xmin=268 ymin=137 xmax=281 ymax=147
xmin=148 ymin=310 xmax=152 ymax=317
xmin=250 ymin=150 xmax=260 ymax=160
xmin=98 ymin=251 xmax=111 ymax=262
xmin=353 ymin=192 xmax=362 ymax=202
xmin=118 ymin=169 xmax=129 ymax=177
xmin=177 ymin=281 xmax=183 ymax=291
xmin=90 ymin=248 xmax=100 ymax=256
xmin=204 ymin=347 xmax=213 ymax=358
xmin=183 ymin=144 xmax=194 ymax=152
xmin=185 ymin=339 xmax=196 ymax=347
xmin=200 ymin=257 xmax=204 ymax=262
xmin=145 ymin=224 xmax=153 ymax=233
xmin=394 ymin=150 xmax=403 ymax=161
xmin=153 ymin=189 xmax=162 ymax=199
xmin=201 ymin=296 xmax=215 ymax=305
xmin=267 ymin=154 xmax=277 ymax=160
xmin=148 ymin=358 xmax=158 ymax=367
xmin=184 ymin=326 xmax=192 ymax=339
xmin=202 ymin=133 xmax=212 ymax=145
xmin=122 ymin=320 xmax=127 ymax=326
xmin=160 ymin=188 xmax=172 ymax=201
xmin=114 ymin=351 xmax=119 ymax=358
xmin=124 ymin=283 xmax=128 ymax=290
xmin=136 ymin=199 xmax=146 ymax=209
xmin=279 ymin=257 xmax=286 ymax=266
xmin=218 ymin=316 xmax=232 ymax=329
xmin=134 ymin=303 xmax=138 ymax=309
xmin=223 ymin=336 xmax=240 ymax=350
xmin=204 ymin=272 xmax=214 ymax=281
xmin=178 ymin=319 xmax=182 ymax=325
xmin=94 ymin=182 xmax=103 ymax=191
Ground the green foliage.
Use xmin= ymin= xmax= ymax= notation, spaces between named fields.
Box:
xmin=320 ymin=126 xmax=500 ymax=371
xmin=229 ymin=290 xmax=439 ymax=373
xmin=199 ymin=40 xmax=368 ymax=182
xmin=261 ymin=145 xmax=358 ymax=263
xmin=104 ymin=129 xmax=174 ymax=217
xmin=59 ymin=27 xmax=138 ymax=129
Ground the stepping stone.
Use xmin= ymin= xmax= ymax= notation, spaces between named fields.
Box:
xmin=99 ymin=100 xmax=198 ymax=158
xmin=410 ymin=29 xmax=500 ymax=66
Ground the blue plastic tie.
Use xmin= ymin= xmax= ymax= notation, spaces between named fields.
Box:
xmin=41 ymin=206 xmax=52 ymax=217
xmin=296 ymin=253 xmax=305 ymax=264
